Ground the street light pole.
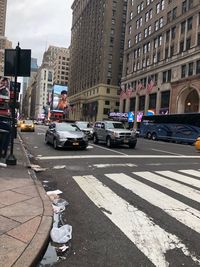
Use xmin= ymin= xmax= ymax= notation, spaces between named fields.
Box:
xmin=6 ymin=43 xmax=20 ymax=165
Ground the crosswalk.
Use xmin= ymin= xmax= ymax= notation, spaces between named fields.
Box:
xmin=73 ymin=169 xmax=200 ymax=267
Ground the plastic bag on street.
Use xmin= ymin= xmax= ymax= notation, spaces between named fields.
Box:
xmin=53 ymin=198 xmax=69 ymax=208
xmin=50 ymin=224 xmax=72 ymax=244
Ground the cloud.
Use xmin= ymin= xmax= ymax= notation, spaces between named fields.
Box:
xmin=6 ymin=0 xmax=73 ymax=65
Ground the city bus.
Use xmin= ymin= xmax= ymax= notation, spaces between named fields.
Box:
xmin=140 ymin=113 xmax=200 ymax=144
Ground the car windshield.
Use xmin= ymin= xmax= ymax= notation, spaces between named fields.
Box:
xmin=56 ymin=123 xmax=80 ymax=132
xmin=24 ymin=120 xmax=33 ymax=124
xmin=106 ymin=122 xmax=125 ymax=129
xmin=77 ymin=122 xmax=90 ymax=128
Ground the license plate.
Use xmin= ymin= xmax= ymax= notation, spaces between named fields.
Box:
xmin=124 ymin=139 xmax=129 ymax=143
xmin=72 ymin=142 xmax=79 ymax=145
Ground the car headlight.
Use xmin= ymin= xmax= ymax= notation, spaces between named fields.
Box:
xmin=83 ymin=135 xmax=88 ymax=141
xmin=58 ymin=133 xmax=67 ymax=140
xmin=111 ymin=131 xmax=119 ymax=138
xmin=131 ymin=130 xmax=136 ymax=137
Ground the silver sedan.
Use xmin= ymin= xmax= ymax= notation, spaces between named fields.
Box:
xmin=45 ymin=122 xmax=88 ymax=150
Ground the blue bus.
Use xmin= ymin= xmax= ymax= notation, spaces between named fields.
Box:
xmin=140 ymin=113 xmax=200 ymax=144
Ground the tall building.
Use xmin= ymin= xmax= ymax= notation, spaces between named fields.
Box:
xmin=0 ymin=0 xmax=7 ymax=37
xmin=0 ymin=0 xmax=12 ymax=75
xmin=53 ymin=47 xmax=70 ymax=86
xmin=69 ymin=0 xmax=127 ymax=121
xmin=121 ymin=0 xmax=200 ymax=127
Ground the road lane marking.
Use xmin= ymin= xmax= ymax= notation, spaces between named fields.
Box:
xmin=133 ymin=171 xmax=200 ymax=203
xmin=156 ymin=171 xmax=200 ymax=189
xmin=105 ymin=173 xmax=200 ymax=234
xmin=93 ymin=163 xmax=137 ymax=168
xmin=73 ymin=174 xmax=200 ymax=267
xmin=151 ymin=149 xmax=184 ymax=156
xmin=37 ymin=155 xmax=200 ymax=160
xmin=179 ymin=169 xmax=200 ymax=178
xmin=92 ymin=143 xmax=128 ymax=155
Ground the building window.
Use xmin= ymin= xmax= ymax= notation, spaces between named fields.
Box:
xmin=107 ymin=88 xmax=110 ymax=94
xmin=170 ymin=45 xmax=174 ymax=56
xmin=196 ymin=60 xmax=200 ymax=74
xmin=156 ymin=3 xmax=160 ymax=14
xmin=159 ymin=17 xmax=163 ymax=28
xmin=171 ymin=27 xmax=176 ymax=39
xmin=197 ymin=32 xmax=200 ymax=45
xmin=182 ymin=0 xmax=187 ymax=13
xmin=161 ymin=90 xmax=170 ymax=108
xmin=167 ymin=11 xmax=171 ymax=23
xmin=166 ymin=30 xmax=170 ymax=42
xmin=187 ymin=17 xmax=193 ymax=31
xmin=181 ymin=21 xmax=186 ymax=34
xmin=186 ymin=37 xmax=191 ymax=50
xmin=188 ymin=62 xmax=193 ymax=76
xmin=105 ymin=100 xmax=110 ymax=105
xmin=161 ymin=0 xmax=165 ymax=10
xmin=103 ymin=108 xmax=110 ymax=115
xmin=172 ymin=7 xmax=177 ymax=19
xmin=180 ymin=41 xmax=184 ymax=53
xmin=181 ymin=65 xmax=186 ymax=78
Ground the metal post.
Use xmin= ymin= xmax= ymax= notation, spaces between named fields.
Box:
xmin=6 ymin=43 xmax=20 ymax=165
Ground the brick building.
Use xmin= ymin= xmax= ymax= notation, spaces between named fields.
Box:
xmin=121 ymin=0 xmax=200 ymax=126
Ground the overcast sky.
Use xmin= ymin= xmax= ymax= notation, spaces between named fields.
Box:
xmin=5 ymin=0 xmax=74 ymax=66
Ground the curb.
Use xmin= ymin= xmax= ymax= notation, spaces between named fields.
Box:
xmin=13 ymin=134 xmax=53 ymax=267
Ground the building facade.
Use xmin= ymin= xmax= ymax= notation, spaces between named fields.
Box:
xmin=69 ymin=0 xmax=127 ymax=122
xmin=0 ymin=0 xmax=12 ymax=75
xmin=53 ymin=47 xmax=70 ymax=86
xmin=121 ymin=0 xmax=200 ymax=127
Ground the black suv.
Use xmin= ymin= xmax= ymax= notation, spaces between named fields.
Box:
xmin=93 ymin=121 xmax=137 ymax=148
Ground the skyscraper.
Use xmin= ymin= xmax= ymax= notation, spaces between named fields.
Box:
xmin=69 ymin=0 xmax=127 ymax=121
xmin=0 ymin=0 xmax=12 ymax=75
xmin=121 ymin=0 xmax=200 ymax=125
xmin=0 ymin=0 xmax=7 ymax=37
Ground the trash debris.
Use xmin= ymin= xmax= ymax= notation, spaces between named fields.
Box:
xmin=50 ymin=224 xmax=72 ymax=244
xmin=52 ymin=204 xmax=65 ymax=214
xmin=56 ymin=244 xmax=69 ymax=252
xmin=0 ymin=163 xmax=7 ymax=167
xmin=53 ymin=198 xmax=69 ymax=208
xmin=29 ymin=164 xmax=47 ymax=172
xmin=53 ymin=165 xmax=66 ymax=169
xmin=47 ymin=189 xmax=63 ymax=195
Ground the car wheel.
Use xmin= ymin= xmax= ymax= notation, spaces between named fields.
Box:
xmin=53 ymin=139 xmax=58 ymax=149
xmin=152 ymin=133 xmax=157 ymax=141
xmin=106 ymin=137 xmax=112 ymax=148
xmin=129 ymin=143 xmax=136 ymax=148
xmin=93 ymin=134 xmax=99 ymax=144
xmin=147 ymin=132 xmax=151 ymax=139
xmin=44 ymin=135 xmax=49 ymax=144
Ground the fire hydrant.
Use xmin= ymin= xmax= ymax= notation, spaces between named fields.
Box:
xmin=194 ymin=137 xmax=200 ymax=151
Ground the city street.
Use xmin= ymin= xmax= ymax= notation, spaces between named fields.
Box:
xmin=20 ymin=125 xmax=200 ymax=267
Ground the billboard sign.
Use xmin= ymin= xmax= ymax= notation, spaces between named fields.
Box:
xmin=51 ymin=85 xmax=68 ymax=112
xmin=0 ymin=76 xmax=10 ymax=101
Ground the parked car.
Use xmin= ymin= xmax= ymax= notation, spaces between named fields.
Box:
xmin=45 ymin=122 xmax=88 ymax=149
xmin=20 ymin=120 xmax=35 ymax=132
xmin=75 ymin=121 xmax=93 ymax=139
xmin=93 ymin=120 xmax=137 ymax=148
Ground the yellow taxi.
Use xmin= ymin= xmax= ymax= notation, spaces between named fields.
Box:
xmin=20 ymin=120 xmax=35 ymax=132
xmin=194 ymin=137 xmax=200 ymax=151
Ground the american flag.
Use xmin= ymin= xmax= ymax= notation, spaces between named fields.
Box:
xmin=126 ymin=83 xmax=133 ymax=98
xmin=120 ymin=85 xmax=127 ymax=100
xmin=136 ymin=80 xmax=144 ymax=96
xmin=146 ymin=77 xmax=155 ymax=94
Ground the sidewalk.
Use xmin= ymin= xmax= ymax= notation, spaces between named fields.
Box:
xmin=0 ymin=136 xmax=53 ymax=267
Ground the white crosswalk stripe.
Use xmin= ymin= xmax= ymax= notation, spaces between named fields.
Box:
xmin=132 ymin=171 xmax=200 ymax=203
xmin=156 ymin=170 xmax=200 ymax=189
xmin=73 ymin=169 xmax=200 ymax=266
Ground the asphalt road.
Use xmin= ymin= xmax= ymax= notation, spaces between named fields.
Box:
xmin=20 ymin=125 xmax=200 ymax=267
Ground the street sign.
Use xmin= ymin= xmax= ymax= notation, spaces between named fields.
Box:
xmin=4 ymin=49 xmax=31 ymax=77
